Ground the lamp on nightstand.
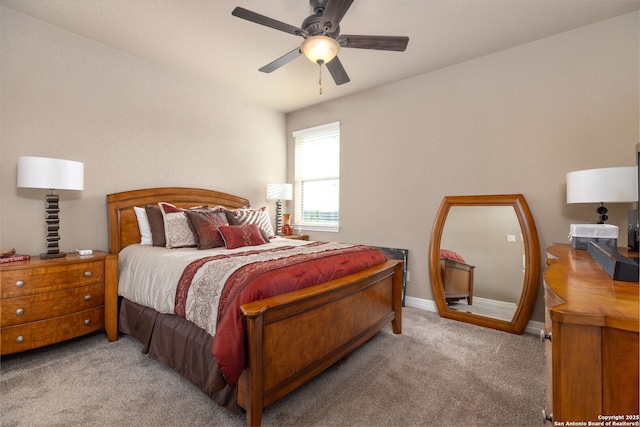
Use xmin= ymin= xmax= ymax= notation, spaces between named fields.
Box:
xmin=266 ymin=183 xmax=292 ymax=236
xmin=17 ymin=156 xmax=84 ymax=259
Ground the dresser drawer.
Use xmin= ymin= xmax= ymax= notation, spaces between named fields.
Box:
xmin=1 ymin=260 xmax=104 ymax=298
xmin=1 ymin=283 xmax=105 ymax=327
xmin=0 ymin=306 xmax=104 ymax=355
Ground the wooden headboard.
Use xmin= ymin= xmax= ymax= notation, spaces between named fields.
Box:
xmin=106 ymin=187 xmax=250 ymax=254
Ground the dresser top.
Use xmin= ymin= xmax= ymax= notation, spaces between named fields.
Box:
xmin=0 ymin=251 xmax=114 ymax=271
xmin=545 ymin=244 xmax=639 ymax=332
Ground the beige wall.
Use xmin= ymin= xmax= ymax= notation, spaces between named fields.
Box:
xmin=286 ymin=12 xmax=639 ymax=322
xmin=0 ymin=7 xmax=286 ymax=255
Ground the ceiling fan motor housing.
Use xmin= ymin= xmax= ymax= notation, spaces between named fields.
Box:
xmin=302 ymin=12 xmax=339 ymax=39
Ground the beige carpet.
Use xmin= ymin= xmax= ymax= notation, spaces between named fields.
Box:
xmin=1 ymin=308 xmax=545 ymax=426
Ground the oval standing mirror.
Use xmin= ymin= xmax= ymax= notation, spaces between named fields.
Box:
xmin=428 ymin=194 xmax=541 ymax=334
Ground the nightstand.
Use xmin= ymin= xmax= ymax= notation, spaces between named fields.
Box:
xmin=0 ymin=251 xmax=118 ymax=355
xmin=280 ymin=234 xmax=309 ymax=241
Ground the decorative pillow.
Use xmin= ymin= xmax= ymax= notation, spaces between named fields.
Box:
xmin=440 ymin=249 xmax=466 ymax=263
xmin=259 ymin=228 xmax=271 ymax=243
xmin=224 ymin=206 xmax=275 ymax=238
xmin=158 ymin=202 xmax=209 ymax=249
xmin=218 ymin=224 xmax=267 ymax=249
xmin=133 ymin=206 xmax=153 ymax=245
xmin=185 ymin=210 xmax=229 ymax=249
xmin=145 ymin=205 xmax=166 ymax=247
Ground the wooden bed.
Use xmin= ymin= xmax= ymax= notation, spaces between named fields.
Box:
xmin=440 ymin=258 xmax=475 ymax=305
xmin=107 ymin=187 xmax=403 ymax=426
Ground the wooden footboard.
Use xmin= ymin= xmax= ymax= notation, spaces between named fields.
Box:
xmin=238 ymin=260 xmax=403 ymax=426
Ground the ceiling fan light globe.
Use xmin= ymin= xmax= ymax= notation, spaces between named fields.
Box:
xmin=301 ymin=36 xmax=340 ymax=64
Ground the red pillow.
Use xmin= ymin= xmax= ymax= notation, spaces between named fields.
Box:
xmin=218 ymin=224 xmax=267 ymax=249
xmin=440 ymin=249 xmax=466 ymax=263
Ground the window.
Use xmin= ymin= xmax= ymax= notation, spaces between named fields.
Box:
xmin=293 ymin=121 xmax=340 ymax=232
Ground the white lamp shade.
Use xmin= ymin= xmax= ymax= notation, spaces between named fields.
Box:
xmin=301 ymin=36 xmax=340 ymax=64
xmin=266 ymin=183 xmax=293 ymax=201
xmin=567 ymin=166 xmax=637 ymax=203
xmin=17 ymin=156 xmax=84 ymax=191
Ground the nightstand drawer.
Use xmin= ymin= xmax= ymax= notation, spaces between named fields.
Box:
xmin=1 ymin=260 xmax=104 ymax=298
xmin=0 ymin=307 xmax=104 ymax=355
xmin=1 ymin=283 xmax=105 ymax=327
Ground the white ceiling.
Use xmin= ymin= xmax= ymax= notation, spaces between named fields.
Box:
xmin=2 ymin=0 xmax=639 ymax=113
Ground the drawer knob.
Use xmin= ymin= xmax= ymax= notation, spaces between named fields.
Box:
xmin=84 ymin=319 xmax=91 ymax=325
xmin=84 ymin=295 xmax=92 ymax=301
xmin=539 ymin=330 xmax=552 ymax=342
xmin=542 ymin=408 xmax=553 ymax=423
xmin=15 ymin=308 xmax=24 ymax=316
xmin=84 ymin=271 xmax=92 ymax=277
xmin=15 ymin=280 xmax=24 ymax=288
xmin=15 ymin=335 xmax=24 ymax=343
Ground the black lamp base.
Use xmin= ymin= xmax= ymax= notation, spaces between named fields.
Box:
xmin=40 ymin=251 xmax=67 ymax=259
xmin=42 ymin=192 xmax=66 ymax=259
xmin=596 ymin=203 xmax=608 ymax=224
xmin=274 ymin=200 xmax=283 ymax=236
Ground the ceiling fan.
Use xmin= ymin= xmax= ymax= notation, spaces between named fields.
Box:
xmin=231 ymin=0 xmax=409 ymax=89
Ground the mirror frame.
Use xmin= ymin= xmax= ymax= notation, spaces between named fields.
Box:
xmin=428 ymin=194 xmax=541 ymax=334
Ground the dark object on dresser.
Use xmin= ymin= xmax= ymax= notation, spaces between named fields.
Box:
xmin=587 ymin=242 xmax=639 ymax=282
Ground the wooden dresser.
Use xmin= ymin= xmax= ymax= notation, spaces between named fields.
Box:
xmin=0 ymin=251 xmax=118 ymax=355
xmin=543 ymin=244 xmax=639 ymax=424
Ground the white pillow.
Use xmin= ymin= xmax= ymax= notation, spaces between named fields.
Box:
xmin=133 ymin=206 xmax=153 ymax=245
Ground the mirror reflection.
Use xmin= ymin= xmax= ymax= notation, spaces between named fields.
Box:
xmin=429 ymin=194 xmax=540 ymax=334
xmin=440 ymin=206 xmax=524 ymax=321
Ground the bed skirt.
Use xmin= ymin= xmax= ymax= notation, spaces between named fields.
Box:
xmin=118 ymin=298 xmax=239 ymax=412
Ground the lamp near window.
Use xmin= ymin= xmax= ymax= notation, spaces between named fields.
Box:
xmin=567 ymin=166 xmax=637 ymax=223
xmin=266 ymin=183 xmax=293 ymax=235
xmin=17 ymin=156 xmax=84 ymax=258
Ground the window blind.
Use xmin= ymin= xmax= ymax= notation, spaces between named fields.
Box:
xmin=293 ymin=122 xmax=340 ymax=231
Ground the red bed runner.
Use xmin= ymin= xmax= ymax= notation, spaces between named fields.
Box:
xmin=174 ymin=242 xmax=386 ymax=386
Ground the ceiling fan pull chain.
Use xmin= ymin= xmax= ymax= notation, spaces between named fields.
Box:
xmin=318 ymin=63 xmax=323 ymax=95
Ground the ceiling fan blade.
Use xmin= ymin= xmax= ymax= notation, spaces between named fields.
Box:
xmin=320 ymin=0 xmax=355 ymax=33
xmin=232 ymin=7 xmax=304 ymax=37
xmin=259 ymin=48 xmax=303 ymax=73
xmin=337 ymin=35 xmax=409 ymax=51
xmin=326 ymin=56 xmax=350 ymax=85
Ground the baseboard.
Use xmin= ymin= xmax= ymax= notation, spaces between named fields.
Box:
xmin=524 ymin=319 xmax=544 ymax=336
xmin=404 ymin=296 xmax=544 ymax=336
xmin=404 ymin=295 xmax=438 ymax=312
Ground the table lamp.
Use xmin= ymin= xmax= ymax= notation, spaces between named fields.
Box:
xmin=17 ymin=156 xmax=84 ymax=258
xmin=567 ymin=166 xmax=637 ymax=223
xmin=266 ymin=183 xmax=293 ymax=235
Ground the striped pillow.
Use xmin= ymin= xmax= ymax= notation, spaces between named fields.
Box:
xmin=224 ymin=206 xmax=275 ymax=238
